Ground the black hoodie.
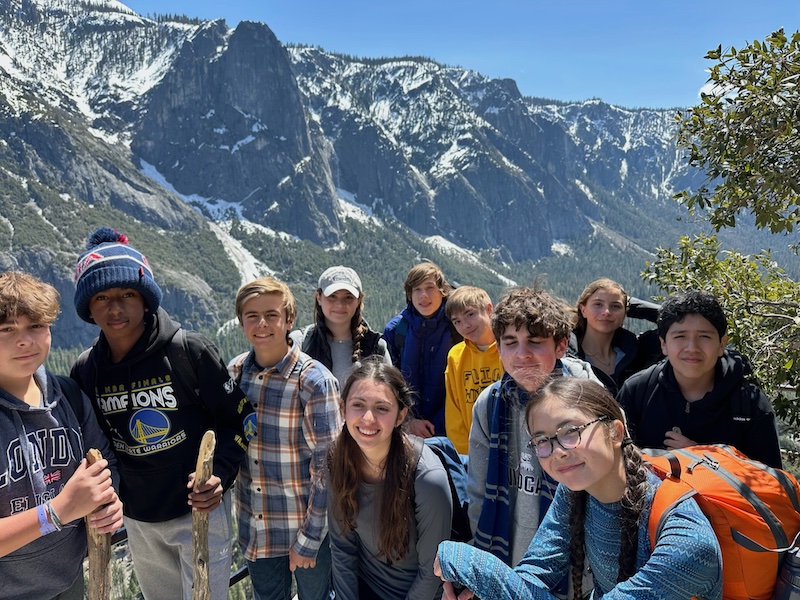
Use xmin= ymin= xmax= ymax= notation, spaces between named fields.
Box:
xmin=617 ymin=350 xmax=782 ymax=468
xmin=71 ymin=308 xmax=253 ymax=522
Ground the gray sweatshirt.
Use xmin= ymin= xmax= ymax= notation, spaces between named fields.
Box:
xmin=0 ymin=367 xmax=118 ymax=599
xmin=329 ymin=443 xmax=452 ymax=599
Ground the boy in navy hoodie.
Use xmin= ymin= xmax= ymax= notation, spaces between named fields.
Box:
xmin=383 ymin=262 xmax=461 ymax=437
xmin=70 ymin=228 xmax=254 ymax=600
xmin=0 ymin=271 xmax=122 ymax=600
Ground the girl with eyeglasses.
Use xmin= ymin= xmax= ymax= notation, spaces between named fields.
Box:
xmin=434 ymin=378 xmax=722 ymax=600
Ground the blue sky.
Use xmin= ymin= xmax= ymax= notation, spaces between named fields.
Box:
xmin=123 ymin=0 xmax=798 ymax=109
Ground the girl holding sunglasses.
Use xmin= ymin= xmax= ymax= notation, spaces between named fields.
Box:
xmin=434 ymin=378 xmax=722 ymax=599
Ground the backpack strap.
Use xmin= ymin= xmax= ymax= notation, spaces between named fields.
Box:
xmin=641 ymin=365 xmax=662 ymax=415
xmin=166 ymin=328 xmax=200 ymax=399
xmin=732 ymin=382 xmax=754 ymax=424
xmin=648 ymin=471 xmax=698 ymax=550
xmin=410 ymin=435 xmax=472 ymax=543
xmin=394 ymin=317 xmax=408 ymax=359
xmin=300 ymin=324 xmax=315 ymax=353
xmin=55 ymin=374 xmax=86 ymax=424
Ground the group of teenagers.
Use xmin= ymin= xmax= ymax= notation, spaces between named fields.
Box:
xmin=0 ymin=225 xmax=783 ymax=600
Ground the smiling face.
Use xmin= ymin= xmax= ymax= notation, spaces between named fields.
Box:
xmin=344 ymin=379 xmax=408 ymax=462
xmin=580 ymin=288 xmax=626 ymax=335
xmin=316 ymin=289 xmax=361 ymax=330
xmin=498 ymin=325 xmax=567 ymax=392
xmin=528 ymin=394 xmax=625 ymax=502
xmin=660 ymin=313 xmax=726 ymax=391
xmin=240 ymin=293 xmax=294 ymax=367
xmin=88 ymin=288 xmax=147 ymax=352
xmin=411 ymin=276 xmax=444 ymax=318
xmin=0 ymin=315 xmax=51 ymax=390
xmin=450 ymin=305 xmax=494 ymax=346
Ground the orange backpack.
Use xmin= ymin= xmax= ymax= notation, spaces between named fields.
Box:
xmin=644 ymin=445 xmax=800 ymax=600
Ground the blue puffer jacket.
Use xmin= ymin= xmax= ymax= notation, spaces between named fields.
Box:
xmin=383 ymin=303 xmax=461 ymax=435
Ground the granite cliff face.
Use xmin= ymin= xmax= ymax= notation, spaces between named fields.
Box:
xmin=131 ymin=20 xmax=341 ymax=245
xmin=0 ymin=0 xmax=703 ymax=347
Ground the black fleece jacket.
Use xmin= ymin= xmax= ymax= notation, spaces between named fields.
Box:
xmin=617 ymin=350 xmax=782 ymax=468
xmin=71 ymin=308 xmax=253 ymax=522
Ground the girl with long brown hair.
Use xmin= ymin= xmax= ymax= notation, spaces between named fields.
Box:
xmin=568 ymin=278 xmax=652 ymax=395
xmin=434 ymin=378 xmax=722 ymax=599
xmin=291 ymin=266 xmax=390 ymax=387
xmin=328 ymin=358 xmax=452 ymax=599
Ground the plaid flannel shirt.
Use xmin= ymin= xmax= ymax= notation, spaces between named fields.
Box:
xmin=230 ymin=343 xmax=342 ymax=560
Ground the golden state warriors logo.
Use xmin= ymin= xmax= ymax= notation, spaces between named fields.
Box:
xmin=243 ymin=413 xmax=257 ymax=442
xmin=129 ymin=409 xmax=170 ymax=444
xmin=114 ymin=410 xmax=188 ymax=456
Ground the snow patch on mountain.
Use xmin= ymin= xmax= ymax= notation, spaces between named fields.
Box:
xmin=210 ymin=221 xmax=274 ymax=285
xmin=424 ymin=235 xmax=516 ymax=286
xmin=237 ymin=220 xmax=299 ymax=243
xmin=139 ymin=159 xmax=243 ymax=219
xmin=551 ymin=241 xmax=574 ymax=256
xmin=574 ymin=180 xmax=597 ymax=205
xmin=336 ymin=189 xmax=382 ymax=226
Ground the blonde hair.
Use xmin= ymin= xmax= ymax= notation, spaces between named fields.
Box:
xmin=0 ymin=271 xmax=60 ymax=325
xmin=445 ymin=286 xmax=491 ymax=319
xmin=235 ymin=276 xmax=297 ymax=323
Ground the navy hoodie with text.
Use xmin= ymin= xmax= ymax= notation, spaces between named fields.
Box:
xmin=0 ymin=368 xmax=118 ymax=599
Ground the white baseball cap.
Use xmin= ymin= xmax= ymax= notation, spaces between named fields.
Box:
xmin=318 ymin=266 xmax=362 ymax=297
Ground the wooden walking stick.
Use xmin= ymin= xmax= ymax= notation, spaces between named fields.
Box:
xmin=192 ymin=430 xmax=217 ymax=600
xmin=85 ymin=448 xmax=111 ymax=600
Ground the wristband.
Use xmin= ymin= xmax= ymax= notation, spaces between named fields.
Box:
xmin=45 ymin=501 xmax=64 ymax=531
xmin=37 ymin=504 xmax=57 ymax=536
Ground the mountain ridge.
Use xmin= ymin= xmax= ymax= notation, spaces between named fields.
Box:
xmin=0 ymin=0 xmax=754 ymax=354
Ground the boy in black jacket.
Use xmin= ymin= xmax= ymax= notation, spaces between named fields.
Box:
xmin=70 ymin=228 xmax=255 ymax=600
xmin=617 ymin=290 xmax=781 ymax=467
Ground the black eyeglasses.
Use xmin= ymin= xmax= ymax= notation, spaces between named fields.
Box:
xmin=529 ymin=416 xmax=609 ymax=458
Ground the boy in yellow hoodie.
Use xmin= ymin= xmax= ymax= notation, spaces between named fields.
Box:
xmin=444 ymin=287 xmax=503 ymax=455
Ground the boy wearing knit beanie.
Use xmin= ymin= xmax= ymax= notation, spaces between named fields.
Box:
xmin=70 ymin=228 xmax=255 ymax=600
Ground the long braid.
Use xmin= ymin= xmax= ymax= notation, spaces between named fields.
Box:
xmin=350 ymin=299 xmax=365 ymax=363
xmin=569 ymin=490 xmax=588 ymax=600
xmin=617 ymin=442 xmax=649 ymax=582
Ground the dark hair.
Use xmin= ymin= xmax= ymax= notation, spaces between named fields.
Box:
xmin=313 ymin=288 xmax=367 ymax=364
xmin=525 ymin=378 xmax=648 ymax=597
xmin=328 ymin=358 xmax=415 ymax=563
xmin=491 ymin=286 xmax=572 ymax=345
xmin=656 ymin=290 xmax=727 ymax=340
xmin=573 ymin=278 xmax=628 ymax=336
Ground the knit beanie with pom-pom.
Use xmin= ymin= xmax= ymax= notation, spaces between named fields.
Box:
xmin=73 ymin=227 xmax=162 ymax=323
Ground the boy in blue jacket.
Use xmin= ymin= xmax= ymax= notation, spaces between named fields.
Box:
xmin=384 ymin=262 xmax=461 ymax=437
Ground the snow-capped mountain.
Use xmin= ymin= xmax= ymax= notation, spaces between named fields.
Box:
xmin=0 ymin=0 xmax=700 ymax=347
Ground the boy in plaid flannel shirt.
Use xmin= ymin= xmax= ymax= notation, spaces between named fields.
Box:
xmin=229 ymin=276 xmax=341 ymax=600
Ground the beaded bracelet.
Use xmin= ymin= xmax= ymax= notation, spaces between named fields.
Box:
xmin=37 ymin=504 xmax=57 ymax=536
xmin=45 ymin=501 xmax=64 ymax=531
